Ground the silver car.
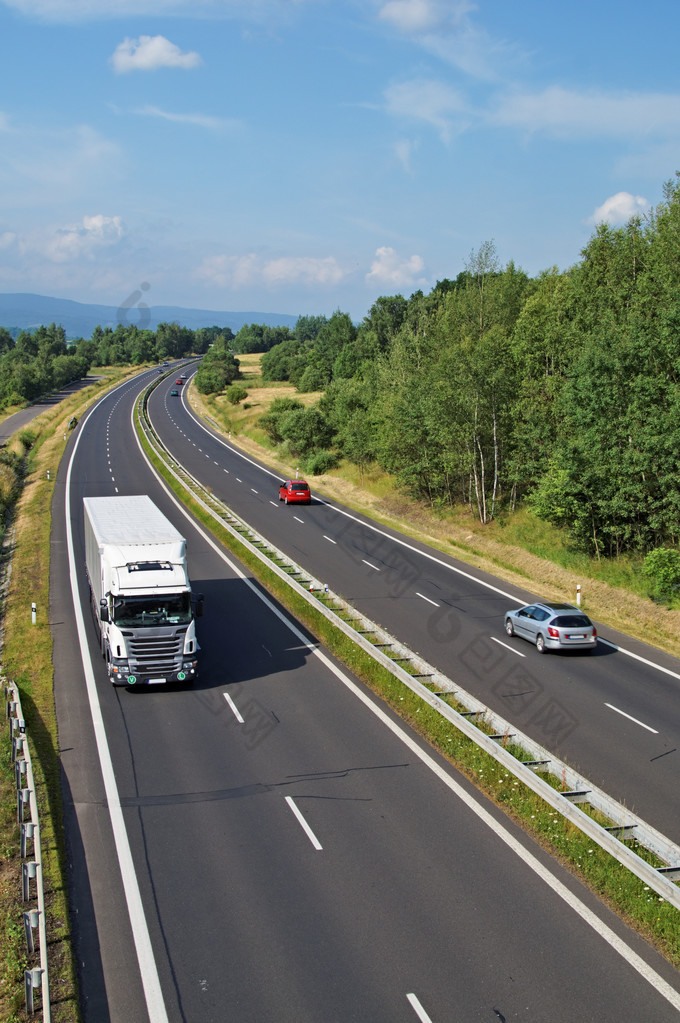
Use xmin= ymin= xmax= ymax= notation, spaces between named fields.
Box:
xmin=504 ymin=602 xmax=597 ymax=654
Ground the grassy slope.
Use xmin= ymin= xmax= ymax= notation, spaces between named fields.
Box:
xmin=195 ymin=353 xmax=680 ymax=659
xmin=0 ymin=368 xmax=144 ymax=1023
xmin=2 ymin=358 xmax=679 ymax=1023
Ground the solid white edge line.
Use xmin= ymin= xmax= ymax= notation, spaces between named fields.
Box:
xmin=179 ymin=395 xmax=680 ymax=685
xmin=285 ymin=797 xmax=323 ymax=850
xmin=407 ymin=993 xmax=433 ymax=1022
xmin=223 ymin=692 xmax=244 ymax=724
xmin=67 ymin=376 xmax=170 ymax=1023
xmin=490 ymin=636 xmax=526 ymax=657
xmin=139 ymin=387 xmax=680 ymax=1014
xmin=604 ymin=703 xmax=659 ymax=734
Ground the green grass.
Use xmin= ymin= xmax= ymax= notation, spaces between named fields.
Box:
xmin=138 ymin=395 xmax=680 ymax=970
xmin=1 ymin=362 xmax=679 ymax=1023
xmin=0 ymin=366 xmax=144 ymax=1023
xmin=488 ymin=506 xmax=649 ymax=595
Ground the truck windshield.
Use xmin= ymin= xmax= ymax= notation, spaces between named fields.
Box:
xmin=112 ymin=593 xmax=192 ymax=626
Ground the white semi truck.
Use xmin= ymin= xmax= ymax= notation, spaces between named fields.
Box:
xmin=83 ymin=495 xmax=203 ymax=686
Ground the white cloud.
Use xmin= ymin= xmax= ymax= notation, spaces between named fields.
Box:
xmin=111 ymin=35 xmax=201 ymax=73
xmin=365 ymin=246 xmax=426 ymax=289
xmin=133 ymin=105 xmax=238 ymax=131
xmin=2 ymin=0 xmax=186 ymax=15
xmin=384 ymin=79 xmax=467 ymax=143
xmin=1 ymin=0 xmax=301 ymax=21
xmin=379 ymin=0 xmax=459 ymax=34
xmin=0 ymin=124 xmax=123 ymax=208
xmin=377 ymin=0 xmax=514 ymax=81
xmin=40 ymin=215 xmax=125 ymax=263
xmin=490 ymin=86 xmax=680 ymax=139
xmin=195 ymin=253 xmax=346 ymax=290
xmin=394 ymin=138 xmax=417 ymax=172
xmin=0 ymin=232 xmax=16 ymax=249
xmin=590 ymin=192 xmax=650 ymax=226
xmin=262 ymin=256 xmax=345 ymax=286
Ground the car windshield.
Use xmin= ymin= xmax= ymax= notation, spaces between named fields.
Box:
xmin=112 ymin=593 xmax=192 ymax=626
xmin=552 ymin=615 xmax=591 ymax=628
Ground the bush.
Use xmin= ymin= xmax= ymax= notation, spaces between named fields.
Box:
xmin=258 ymin=397 xmax=304 ymax=444
xmin=305 ymin=450 xmax=339 ymax=475
xmin=226 ymin=385 xmax=248 ymax=405
xmin=642 ymin=547 xmax=680 ymax=606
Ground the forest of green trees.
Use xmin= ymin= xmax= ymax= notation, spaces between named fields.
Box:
xmin=252 ymin=177 xmax=680 ymax=560
xmin=0 ymin=320 xmax=237 ymax=407
xmin=5 ymin=175 xmax=680 ymax=563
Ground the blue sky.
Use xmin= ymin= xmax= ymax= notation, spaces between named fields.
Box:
xmin=1 ymin=0 xmax=680 ymax=322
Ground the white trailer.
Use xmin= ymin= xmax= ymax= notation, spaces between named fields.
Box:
xmin=83 ymin=495 xmax=203 ymax=686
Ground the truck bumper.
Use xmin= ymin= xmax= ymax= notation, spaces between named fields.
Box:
xmin=109 ymin=663 xmax=198 ymax=687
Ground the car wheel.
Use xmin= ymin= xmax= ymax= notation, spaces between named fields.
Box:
xmin=505 ymin=618 xmax=514 ymax=637
xmin=536 ymin=634 xmax=547 ymax=654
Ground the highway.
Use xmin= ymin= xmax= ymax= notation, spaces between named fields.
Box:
xmin=148 ymin=369 xmax=680 ymax=847
xmin=51 ymin=368 xmax=680 ymax=1022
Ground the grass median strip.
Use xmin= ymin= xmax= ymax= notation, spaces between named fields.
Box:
xmin=138 ymin=395 xmax=680 ymax=970
xmin=0 ymin=363 xmax=678 ymax=1023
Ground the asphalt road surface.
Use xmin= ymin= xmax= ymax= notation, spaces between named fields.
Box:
xmin=0 ymin=375 xmax=102 ymax=446
xmin=51 ymin=369 xmax=680 ymax=1022
xmin=148 ymin=372 xmax=680 ymax=847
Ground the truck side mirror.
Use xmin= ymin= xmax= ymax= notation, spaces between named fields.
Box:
xmin=99 ymin=598 xmax=109 ymax=623
xmin=194 ymin=593 xmax=204 ymax=618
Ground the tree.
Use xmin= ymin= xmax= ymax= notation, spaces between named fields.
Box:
xmin=259 ymin=397 xmax=305 ymax=444
xmin=278 ymin=406 xmax=334 ymax=456
xmin=226 ymin=384 xmax=248 ymax=405
xmin=0 ymin=327 xmax=15 ymax=355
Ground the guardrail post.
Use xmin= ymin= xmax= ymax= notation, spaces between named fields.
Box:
xmin=21 ymin=822 xmax=35 ymax=858
xmin=23 ymin=908 xmax=40 ymax=954
xmin=22 ymin=861 xmax=37 ymax=901
xmin=12 ymin=732 xmax=25 ymax=763
xmin=15 ymin=759 xmax=27 ymax=789
xmin=18 ymin=787 xmax=31 ymax=823
xmin=24 ymin=966 xmax=43 ymax=1015
xmin=7 ymin=701 xmax=17 ymax=738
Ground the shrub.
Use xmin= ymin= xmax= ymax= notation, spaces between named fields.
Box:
xmin=305 ymin=450 xmax=339 ymax=476
xmin=258 ymin=397 xmax=304 ymax=444
xmin=226 ymin=385 xmax=248 ymax=405
xmin=642 ymin=547 xmax=680 ymax=606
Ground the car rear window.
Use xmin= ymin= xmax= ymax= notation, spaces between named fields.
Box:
xmin=291 ymin=483 xmax=309 ymax=491
xmin=553 ymin=615 xmax=591 ymax=628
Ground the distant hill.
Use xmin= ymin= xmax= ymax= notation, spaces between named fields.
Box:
xmin=0 ymin=292 xmax=299 ymax=339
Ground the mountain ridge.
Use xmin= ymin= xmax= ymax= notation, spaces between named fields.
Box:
xmin=0 ymin=292 xmax=299 ymax=338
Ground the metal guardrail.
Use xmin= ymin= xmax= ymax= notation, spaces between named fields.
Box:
xmin=5 ymin=679 xmax=51 ymax=1020
xmin=136 ymin=387 xmax=680 ymax=911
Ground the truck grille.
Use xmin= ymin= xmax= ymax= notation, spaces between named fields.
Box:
xmin=124 ymin=630 xmax=184 ymax=673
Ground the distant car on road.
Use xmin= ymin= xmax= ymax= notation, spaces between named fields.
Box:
xmin=504 ymin=602 xmax=597 ymax=654
xmin=175 ymin=379 xmax=183 ymax=385
xmin=170 ymin=389 xmax=179 ymax=397
xmin=278 ymin=479 xmax=311 ymax=504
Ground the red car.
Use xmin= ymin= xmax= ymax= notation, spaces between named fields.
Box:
xmin=175 ymin=379 xmax=183 ymax=385
xmin=278 ymin=479 xmax=311 ymax=504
